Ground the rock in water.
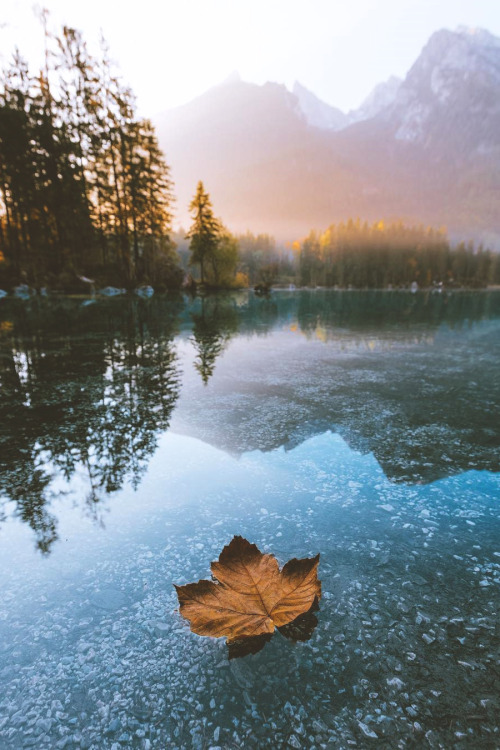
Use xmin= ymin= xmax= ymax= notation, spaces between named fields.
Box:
xmin=98 ymin=286 xmax=126 ymax=297
xmin=135 ymin=285 xmax=154 ymax=298
xmin=90 ymin=588 xmax=128 ymax=611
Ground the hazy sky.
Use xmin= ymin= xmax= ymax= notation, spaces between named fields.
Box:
xmin=1 ymin=0 xmax=500 ymax=116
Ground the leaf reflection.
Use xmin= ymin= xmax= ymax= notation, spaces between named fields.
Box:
xmin=278 ymin=598 xmax=320 ymax=642
xmin=227 ymin=633 xmax=273 ymax=660
xmin=228 ymin=600 xmax=320 ymax=659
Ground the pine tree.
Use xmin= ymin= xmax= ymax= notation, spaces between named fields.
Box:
xmin=186 ymin=181 xmax=221 ymax=284
xmin=0 ymin=19 xmax=181 ymax=289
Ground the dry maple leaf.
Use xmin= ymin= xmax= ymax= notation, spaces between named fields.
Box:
xmin=174 ymin=536 xmax=321 ymax=642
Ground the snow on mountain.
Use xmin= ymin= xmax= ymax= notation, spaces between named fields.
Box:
xmin=348 ymin=76 xmax=402 ymax=123
xmin=389 ymin=27 xmax=500 ymax=144
xmin=292 ymin=81 xmax=348 ymax=131
xmin=293 ymin=77 xmax=402 ymax=131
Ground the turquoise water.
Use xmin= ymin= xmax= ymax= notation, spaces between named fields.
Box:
xmin=0 ymin=291 xmax=499 ymax=748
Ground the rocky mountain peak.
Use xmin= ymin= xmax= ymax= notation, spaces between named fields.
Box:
xmin=406 ymin=27 xmax=500 ymax=88
xmin=221 ymin=70 xmax=242 ymax=86
xmin=387 ymin=27 xmax=500 ymax=145
xmin=349 ymin=75 xmax=402 ymax=123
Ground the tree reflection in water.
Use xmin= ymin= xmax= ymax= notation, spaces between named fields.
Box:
xmin=190 ymin=296 xmax=239 ymax=384
xmin=0 ymin=298 xmax=182 ymax=553
xmin=1 ymin=291 xmax=499 ymax=552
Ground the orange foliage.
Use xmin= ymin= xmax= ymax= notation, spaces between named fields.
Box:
xmin=0 ymin=321 xmax=13 ymax=335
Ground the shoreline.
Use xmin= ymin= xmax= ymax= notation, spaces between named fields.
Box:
xmin=1 ymin=285 xmax=500 ymax=301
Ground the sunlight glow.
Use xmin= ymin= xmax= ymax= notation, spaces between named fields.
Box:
xmin=1 ymin=0 xmax=499 ymax=116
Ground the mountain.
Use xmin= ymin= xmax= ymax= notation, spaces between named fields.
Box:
xmin=386 ymin=27 xmax=500 ymax=152
xmin=292 ymin=81 xmax=348 ymax=130
xmin=348 ymin=76 xmax=402 ymax=123
xmin=155 ymin=27 xmax=500 ymax=246
xmin=155 ymin=79 xmax=342 ymax=238
xmin=294 ymin=76 xmax=402 ymax=131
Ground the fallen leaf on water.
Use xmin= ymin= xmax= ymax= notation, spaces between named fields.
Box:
xmin=174 ymin=536 xmax=321 ymax=645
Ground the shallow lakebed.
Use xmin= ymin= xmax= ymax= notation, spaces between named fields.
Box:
xmin=0 ymin=290 xmax=499 ymax=749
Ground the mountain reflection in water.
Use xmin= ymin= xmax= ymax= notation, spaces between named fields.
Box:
xmin=0 ymin=290 xmax=499 ymax=553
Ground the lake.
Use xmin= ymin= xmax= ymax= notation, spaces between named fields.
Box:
xmin=0 ymin=290 xmax=499 ymax=749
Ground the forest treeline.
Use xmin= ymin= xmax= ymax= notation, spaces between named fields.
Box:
xmin=0 ymin=20 xmax=498 ymax=293
xmin=297 ymin=221 xmax=500 ymax=289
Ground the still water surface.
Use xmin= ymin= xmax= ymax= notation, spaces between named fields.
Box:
xmin=0 ymin=291 xmax=499 ymax=748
